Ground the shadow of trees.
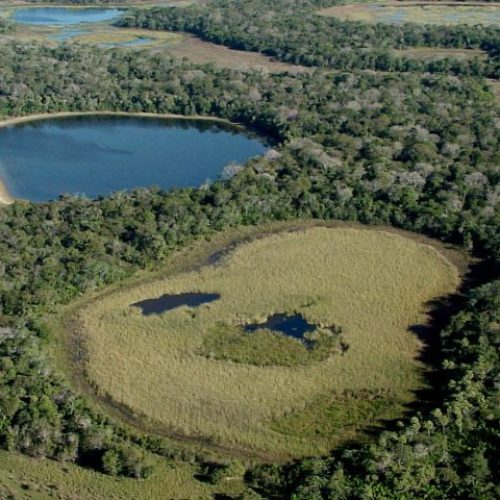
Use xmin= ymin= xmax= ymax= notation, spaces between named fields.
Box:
xmin=362 ymin=256 xmax=493 ymax=438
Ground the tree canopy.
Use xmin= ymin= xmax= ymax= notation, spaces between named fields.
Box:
xmin=0 ymin=1 xmax=498 ymax=497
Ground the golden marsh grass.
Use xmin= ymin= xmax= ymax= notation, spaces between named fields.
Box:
xmin=319 ymin=2 xmax=500 ymax=26
xmin=63 ymin=225 xmax=461 ymax=458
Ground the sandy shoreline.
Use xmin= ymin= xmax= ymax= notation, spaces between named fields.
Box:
xmin=0 ymin=111 xmax=241 ymax=206
xmin=0 ymin=178 xmax=14 ymax=206
xmin=0 ymin=111 xmax=237 ymax=130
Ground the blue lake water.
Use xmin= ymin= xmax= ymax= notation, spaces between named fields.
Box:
xmin=0 ymin=116 xmax=269 ymax=202
xmin=13 ymin=7 xmax=122 ymax=26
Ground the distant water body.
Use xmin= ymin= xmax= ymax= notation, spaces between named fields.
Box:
xmin=12 ymin=7 xmax=122 ymax=26
xmin=0 ymin=116 xmax=269 ymax=202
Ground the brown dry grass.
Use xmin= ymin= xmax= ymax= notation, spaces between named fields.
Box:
xmin=164 ymin=35 xmax=310 ymax=74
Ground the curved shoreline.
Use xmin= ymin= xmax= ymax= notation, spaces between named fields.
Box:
xmin=0 ymin=111 xmax=243 ymax=206
xmin=0 ymin=178 xmax=14 ymax=206
xmin=0 ymin=111 xmax=238 ymax=130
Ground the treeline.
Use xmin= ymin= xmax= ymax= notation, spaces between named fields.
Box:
xmin=0 ymin=40 xmax=498 ymax=497
xmin=0 ymin=327 xmax=161 ymax=478
xmin=117 ymin=0 xmax=500 ymax=78
xmin=250 ymin=280 xmax=500 ymax=498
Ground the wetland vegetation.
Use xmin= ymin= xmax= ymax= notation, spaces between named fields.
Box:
xmin=63 ymin=226 xmax=460 ymax=457
xmin=319 ymin=2 xmax=500 ymax=26
xmin=119 ymin=0 xmax=500 ymax=77
xmin=0 ymin=4 xmax=162 ymax=47
xmin=0 ymin=0 xmax=498 ymax=498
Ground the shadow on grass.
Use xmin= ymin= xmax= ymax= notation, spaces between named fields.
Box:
xmin=362 ymin=256 xmax=492 ymax=439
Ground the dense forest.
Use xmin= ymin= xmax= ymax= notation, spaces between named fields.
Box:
xmin=0 ymin=0 xmax=499 ymax=497
xmin=118 ymin=0 xmax=500 ymax=77
xmin=0 ymin=19 xmax=13 ymax=34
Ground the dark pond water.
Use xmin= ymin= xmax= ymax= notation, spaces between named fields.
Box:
xmin=245 ymin=314 xmax=316 ymax=341
xmin=132 ymin=293 xmax=220 ymax=316
xmin=0 ymin=116 xmax=268 ymax=202
xmin=13 ymin=7 xmax=122 ymax=26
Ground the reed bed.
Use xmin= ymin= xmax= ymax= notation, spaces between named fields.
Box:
xmin=72 ymin=226 xmax=460 ymax=457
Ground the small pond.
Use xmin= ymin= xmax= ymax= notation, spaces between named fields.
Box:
xmin=12 ymin=7 xmax=123 ymax=26
xmin=244 ymin=314 xmax=316 ymax=341
xmin=132 ymin=293 xmax=221 ymax=316
xmin=0 ymin=115 xmax=269 ymax=202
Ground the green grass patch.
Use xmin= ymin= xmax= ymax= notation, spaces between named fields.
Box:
xmin=0 ymin=450 xmax=248 ymax=500
xmin=52 ymin=222 xmax=462 ymax=459
xmin=199 ymin=323 xmax=345 ymax=367
xmin=272 ymin=389 xmax=406 ymax=444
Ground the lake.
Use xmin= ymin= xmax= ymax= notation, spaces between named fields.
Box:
xmin=0 ymin=116 xmax=269 ymax=202
xmin=12 ymin=7 xmax=122 ymax=26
